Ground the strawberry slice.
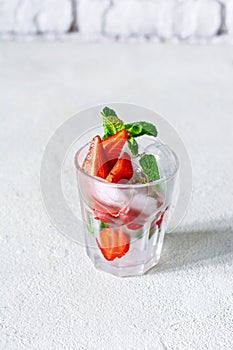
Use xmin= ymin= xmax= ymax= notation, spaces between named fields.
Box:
xmin=93 ymin=208 xmax=116 ymax=223
xmin=93 ymin=203 xmax=120 ymax=224
xmin=106 ymin=152 xmax=133 ymax=183
xmin=156 ymin=206 xmax=168 ymax=227
xmin=96 ymin=227 xmax=129 ymax=261
xmin=149 ymin=206 xmax=169 ymax=238
xmin=102 ymin=129 xmax=128 ymax=168
xmin=119 ymin=207 xmax=144 ymax=230
xmin=82 ymin=135 xmax=109 ymax=179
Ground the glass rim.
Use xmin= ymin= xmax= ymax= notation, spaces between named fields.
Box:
xmin=74 ymin=141 xmax=179 ymax=188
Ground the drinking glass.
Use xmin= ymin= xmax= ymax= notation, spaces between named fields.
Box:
xmin=74 ymin=127 xmax=179 ymax=277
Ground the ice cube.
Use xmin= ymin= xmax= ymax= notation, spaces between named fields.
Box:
xmin=126 ymin=191 xmax=159 ymax=218
xmin=128 ymin=158 xmax=148 ymax=184
xmin=89 ymin=179 xmax=134 ymax=210
xmin=144 ymin=139 xmax=177 ymax=179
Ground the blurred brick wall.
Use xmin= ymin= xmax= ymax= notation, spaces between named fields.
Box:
xmin=0 ymin=0 xmax=232 ymax=39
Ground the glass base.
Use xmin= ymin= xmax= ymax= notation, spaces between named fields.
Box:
xmin=85 ymin=225 xmax=165 ymax=277
xmin=92 ymin=254 xmax=160 ymax=277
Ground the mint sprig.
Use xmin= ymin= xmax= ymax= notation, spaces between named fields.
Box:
xmin=139 ymin=154 xmax=160 ymax=182
xmin=101 ymin=107 xmax=158 ymax=160
xmin=125 ymin=122 xmax=157 ymax=138
xmin=101 ymin=107 xmax=125 ymax=139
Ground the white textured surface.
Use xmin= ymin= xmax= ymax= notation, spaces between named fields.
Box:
xmin=173 ymin=0 xmax=200 ymax=39
xmin=37 ymin=0 xmax=72 ymax=33
xmin=195 ymin=0 xmax=221 ymax=37
xmin=105 ymin=0 xmax=163 ymax=37
xmin=226 ymin=0 xmax=233 ymax=34
xmin=78 ymin=0 xmax=110 ymax=35
xmin=0 ymin=0 xmax=72 ymax=34
xmin=1 ymin=40 xmax=233 ymax=349
xmin=15 ymin=0 xmax=39 ymax=34
xmin=105 ymin=0 xmax=222 ymax=39
xmin=0 ymin=0 xmax=231 ymax=39
xmin=0 ymin=0 xmax=19 ymax=32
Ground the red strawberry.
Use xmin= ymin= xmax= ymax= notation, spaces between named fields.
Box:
xmin=127 ymin=223 xmax=143 ymax=230
xmin=102 ymin=129 xmax=128 ymax=168
xmin=93 ymin=203 xmax=120 ymax=224
xmin=93 ymin=208 xmax=116 ymax=223
xmin=156 ymin=206 xmax=168 ymax=227
xmin=106 ymin=152 xmax=133 ymax=183
xmin=119 ymin=206 xmax=144 ymax=230
xmin=149 ymin=206 xmax=169 ymax=235
xmin=96 ymin=227 xmax=129 ymax=261
xmin=82 ymin=135 xmax=109 ymax=179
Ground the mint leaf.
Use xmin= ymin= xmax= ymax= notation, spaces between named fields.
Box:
xmin=149 ymin=226 xmax=156 ymax=239
xmin=101 ymin=107 xmax=118 ymax=117
xmin=101 ymin=108 xmax=158 ymax=148
xmin=125 ymin=122 xmax=157 ymax=138
xmin=101 ymin=107 xmax=125 ymax=139
xmin=86 ymin=215 xmax=94 ymax=234
xmin=139 ymin=154 xmax=160 ymax=181
xmin=127 ymin=137 xmax=138 ymax=156
xmin=99 ymin=220 xmax=108 ymax=230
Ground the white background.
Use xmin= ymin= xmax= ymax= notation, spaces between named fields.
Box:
xmin=1 ymin=40 xmax=233 ymax=349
